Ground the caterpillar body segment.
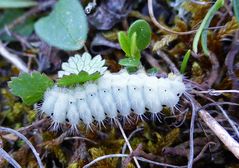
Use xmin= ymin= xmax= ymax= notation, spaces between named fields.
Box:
xmin=157 ymin=78 xmax=179 ymax=108
xmin=66 ymin=99 xmax=79 ymax=130
xmin=111 ymin=73 xmax=132 ymax=118
xmin=74 ymin=87 xmax=94 ymax=127
xmin=97 ymin=77 xmax=118 ymax=119
xmin=52 ymin=92 xmax=69 ymax=124
xmin=85 ymin=83 xmax=105 ymax=123
xmin=127 ymin=74 xmax=145 ymax=116
xmin=40 ymin=71 xmax=186 ymax=130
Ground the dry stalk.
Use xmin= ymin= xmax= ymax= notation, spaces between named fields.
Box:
xmin=198 ymin=109 xmax=239 ymax=159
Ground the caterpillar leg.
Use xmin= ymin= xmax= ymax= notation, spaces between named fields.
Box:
xmin=150 ymin=113 xmax=162 ymax=122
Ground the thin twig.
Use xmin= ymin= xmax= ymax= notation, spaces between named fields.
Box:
xmin=184 ymin=92 xmax=197 ymax=168
xmin=147 ymin=0 xmax=197 ymax=35
xmin=186 ymin=93 xmax=239 ymax=164
xmin=194 ymin=89 xmax=239 ymax=94
xmin=191 ymin=0 xmax=212 ymax=5
xmin=201 ymin=52 xmax=219 ymax=88
xmin=0 ymin=148 xmax=21 ymax=168
xmin=83 ymin=153 xmax=187 ymax=168
xmin=225 ymin=33 xmax=239 ymax=113
xmin=64 ymin=137 xmax=97 ymax=145
xmin=217 ymin=106 xmax=239 ymax=139
xmin=17 ymin=118 xmax=47 ymax=133
xmin=193 ymin=142 xmax=216 ymax=162
xmin=116 ymin=120 xmax=141 ymax=168
xmin=123 ymin=144 xmax=143 ymax=166
xmin=196 ymin=101 xmax=239 ymax=139
xmin=122 ymin=127 xmax=144 ymax=154
xmin=83 ymin=154 xmax=128 ymax=168
xmin=197 ymin=101 xmax=239 ymax=110
xmin=156 ymin=50 xmax=180 ymax=74
xmin=142 ymin=51 xmax=164 ymax=73
xmin=0 ymin=41 xmax=28 ymax=72
xmin=137 ymin=156 xmax=186 ymax=168
xmin=0 ymin=127 xmax=44 ymax=168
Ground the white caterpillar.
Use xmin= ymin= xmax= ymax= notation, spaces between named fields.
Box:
xmin=40 ymin=70 xmax=186 ymax=130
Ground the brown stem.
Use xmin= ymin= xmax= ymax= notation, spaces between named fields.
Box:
xmin=147 ymin=0 xmax=197 ymax=35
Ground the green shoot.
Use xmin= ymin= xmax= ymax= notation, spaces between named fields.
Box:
xmin=193 ymin=0 xmax=224 ymax=56
xmin=118 ymin=19 xmax=151 ymax=68
xmin=180 ymin=50 xmax=191 ymax=74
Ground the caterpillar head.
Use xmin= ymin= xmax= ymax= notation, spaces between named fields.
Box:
xmin=157 ymin=78 xmax=177 ymax=107
xmin=162 ymin=91 xmax=179 ymax=108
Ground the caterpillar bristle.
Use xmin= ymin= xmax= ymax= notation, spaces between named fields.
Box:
xmin=39 ymin=71 xmax=187 ymax=132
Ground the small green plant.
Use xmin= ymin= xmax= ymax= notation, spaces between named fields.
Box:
xmin=118 ymin=19 xmax=151 ymax=68
xmin=8 ymin=72 xmax=54 ymax=105
xmin=180 ymin=50 xmax=191 ymax=74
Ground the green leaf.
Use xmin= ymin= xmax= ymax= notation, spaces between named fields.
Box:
xmin=130 ymin=32 xmax=141 ymax=59
xmin=180 ymin=50 xmax=191 ymax=73
xmin=128 ymin=19 xmax=151 ymax=50
xmin=57 ymin=71 xmax=101 ymax=87
xmin=233 ymin=0 xmax=239 ymax=22
xmin=118 ymin=31 xmax=131 ymax=56
xmin=0 ymin=9 xmax=34 ymax=41
xmin=193 ymin=0 xmax=224 ymax=56
xmin=34 ymin=0 xmax=88 ymax=50
xmin=8 ymin=72 xmax=54 ymax=105
xmin=0 ymin=0 xmax=37 ymax=8
xmin=147 ymin=67 xmax=160 ymax=75
xmin=119 ymin=58 xmax=140 ymax=68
